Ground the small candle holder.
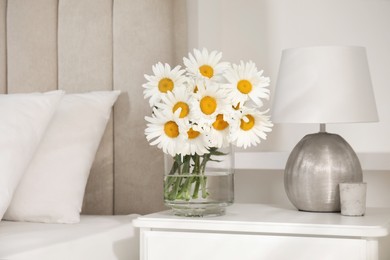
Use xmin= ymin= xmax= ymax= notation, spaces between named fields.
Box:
xmin=339 ymin=182 xmax=367 ymax=216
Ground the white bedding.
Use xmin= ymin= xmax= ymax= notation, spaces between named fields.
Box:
xmin=0 ymin=214 xmax=139 ymax=260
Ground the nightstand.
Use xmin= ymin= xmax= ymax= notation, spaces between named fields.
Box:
xmin=134 ymin=203 xmax=390 ymax=260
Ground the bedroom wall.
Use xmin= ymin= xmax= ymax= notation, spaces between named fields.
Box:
xmin=187 ymin=0 xmax=390 ymax=208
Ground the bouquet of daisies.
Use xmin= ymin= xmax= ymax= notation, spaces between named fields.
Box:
xmin=143 ymin=48 xmax=273 ymax=201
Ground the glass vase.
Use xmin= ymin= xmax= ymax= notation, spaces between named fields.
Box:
xmin=163 ymin=146 xmax=234 ymax=217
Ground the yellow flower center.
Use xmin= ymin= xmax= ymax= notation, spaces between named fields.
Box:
xmin=212 ymin=114 xmax=229 ymax=131
xmin=172 ymin=102 xmax=189 ymax=118
xmin=199 ymin=65 xmax=214 ymax=78
xmin=164 ymin=121 xmax=179 ymax=138
xmin=232 ymin=102 xmax=240 ymax=110
xmin=200 ymin=96 xmax=217 ymax=115
xmin=187 ymin=128 xmax=200 ymax=139
xmin=158 ymin=78 xmax=174 ymax=93
xmin=237 ymin=79 xmax=252 ymax=94
xmin=240 ymin=115 xmax=255 ymax=131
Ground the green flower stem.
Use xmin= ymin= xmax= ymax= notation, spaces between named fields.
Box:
xmin=164 ymin=159 xmax=178 ymax=198
xmin=199 ymin=175 xmax=208 ymax=199
xmin=168 ymin=155 xmax=183 ymax=200
xmin=164 ymin=149 xmax=227 ymax=202
xmin=180 ymin=156 xmax=192 ymax=200
xmin=169 ymin=176 xmax=182 ymax=200
xmin=177 ymin=177 xmax=191 ymax=200
xmin=199 ymin=155 xmax=209 ymax=199
xmin=192 ymin=177 xmax=200 ymax=199
xmin=191 ymin=154 xmax=201 ymax=199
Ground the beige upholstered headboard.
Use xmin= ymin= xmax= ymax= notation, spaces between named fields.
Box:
xmin=0 ymin=0 xmax=187 ymax=215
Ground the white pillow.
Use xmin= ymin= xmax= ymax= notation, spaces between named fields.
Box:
xmin=4 ymin=90 xmax=120 ymax=224
xmin=0 ymin=91 xmax=64 ymax=220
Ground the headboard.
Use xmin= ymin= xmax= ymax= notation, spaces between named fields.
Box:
xmin=0 ymin=0 xmax=187 ymax=215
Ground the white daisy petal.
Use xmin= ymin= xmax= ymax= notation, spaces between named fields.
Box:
xmin=190 ymin=81 xmax=230 ymax=126
xmin=177 ymin=122 xmax=210 ymax=156
xmin=144 ymin=110 xmax=184 ymax=156
xmin=223 ymin=60 xmax=271 ymax=110
xmin=230 ymin=107 xmax=273 ymax=149
xmin=184 ymin=48 xmax=228 ymax=82
xmin=143 ymin=62 xmax=187 ymax=107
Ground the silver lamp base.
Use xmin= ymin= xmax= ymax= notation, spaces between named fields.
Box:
xmin=284 ymin=132 xmax=363 ymax=212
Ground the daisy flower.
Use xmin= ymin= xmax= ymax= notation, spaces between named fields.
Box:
xmin=191 ymin=80 xmax=229 ymax=126
xmin=145 ymin=108 xmax=183 ymax=156
xmin=204 ymin=101 xmax=245 ymax=148
xmin=178 ymin=121 xmax=210 ymax=156
xmin=143 ymin=62 xmax=186 ymax=107
xmin=206 ymin=113 xmax=231 ymax=148
xmin=230 ymin=108 xmax=273 ymax=149
xmin=186 ymin=77 xmax=202 ymax=94
xmin=183 ymin=48 xmax=229 ymax=81
xmin=158 ymin=87 xmax=192 ymax=120
xmin=224 ymin=60 xmax=270 ymax=107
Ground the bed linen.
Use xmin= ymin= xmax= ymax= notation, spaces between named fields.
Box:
xmin=0 ymin=214 xmax=139 ymax=260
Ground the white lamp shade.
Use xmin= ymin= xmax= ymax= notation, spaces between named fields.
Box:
xmin=272 ymin=46 xmax=379 ymax=124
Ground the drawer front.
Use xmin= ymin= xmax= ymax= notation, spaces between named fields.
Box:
xmin=142 ymin=231 xmax=367 ymax=260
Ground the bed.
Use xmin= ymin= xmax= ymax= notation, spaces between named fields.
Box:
xmin=0 ymin=215 xmax=139 ymax=260
xmin=0 ymin=0 xmax=186 ymax=259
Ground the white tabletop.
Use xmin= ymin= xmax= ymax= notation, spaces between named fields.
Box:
xmin=134 ymin=203 xmax=390 ymax=238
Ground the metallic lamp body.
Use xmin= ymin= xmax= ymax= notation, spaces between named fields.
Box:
xmin=284 ymin=132 xmax=363 ymax=212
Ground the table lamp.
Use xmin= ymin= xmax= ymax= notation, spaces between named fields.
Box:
xmin=272 ymin=46 xmax=378 ymax=212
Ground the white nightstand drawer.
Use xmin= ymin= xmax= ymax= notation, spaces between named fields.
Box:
xmin=135 ymin=205 xmax=390 ymax=260
xmin=142 ymin=230 xmax=366 ymax=260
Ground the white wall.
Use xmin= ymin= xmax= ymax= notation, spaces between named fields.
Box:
xmin=187 ymin=0 xmax=390 ymax=207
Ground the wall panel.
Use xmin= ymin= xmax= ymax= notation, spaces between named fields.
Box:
xmin=58 ymin=0 xmax=114 ymax=214
xmin=113 ymin=0 xmax=176 ymax=214
xmin=173 ymin=0 xmax=188 ymax=66
xmin=7 ymin=0 xmax=57 ymax=93
xmin=57 ymin=0 xmax=113 ymax=91
xmin=0 ymin=0 xmax=6 ymax=94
